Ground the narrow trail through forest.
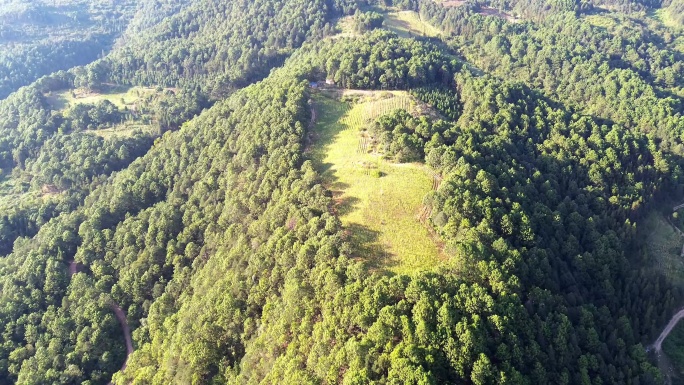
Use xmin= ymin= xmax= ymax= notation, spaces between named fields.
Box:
xmin=110 ymin=303 xmax=134 ymax=358
xmin=68 ymin=260 xmax=133 ymax=383
xmin=654 ymin=308 xmax=684 ymax=353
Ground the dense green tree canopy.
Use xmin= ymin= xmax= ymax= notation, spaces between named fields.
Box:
xmin=0 ymin=0 xmax=683 ymax=384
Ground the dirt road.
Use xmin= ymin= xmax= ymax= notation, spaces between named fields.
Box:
xmin=105 ymin=303 xmax=133 ymax=385
xmin=68 ymin=260 xmax=79 ymax=276
xmin=111 ymin=303 xmax=134 ymax=359
xmin=654 ymin=308 xmax=684 ymax=353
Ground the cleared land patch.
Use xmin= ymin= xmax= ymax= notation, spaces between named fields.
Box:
xmin=44 ymin=85 xmax=161 ymax=137
xmin=0 ymin=173 xmax=61 ymax=214
xmin=310 ymin=91 xmax=442 ymax=274
xmin=45 ymin=85 xmax=160 ymax=111
xmin=584 ymin=13 xmax=619 ymax=29
xmin=478 ymin=7 xmax=520 ymax=23
xmin=650 ymin=8 xmax=681 ymax=29
xmin=85 ymin=122 xmax=155 ymax=139
xmin=439 ymin=0 xmax=467 ymax=7
xmin=333 ymin=10 xmax=441 ymax=39
xmin=384 ymin=10 xmax=442 ymax=38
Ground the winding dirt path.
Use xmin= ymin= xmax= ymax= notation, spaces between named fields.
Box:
xmin=110 ymin=303 xmax=134 ymax=360
xmin=651 ymin=308 xmax=684 ymax=385
xmin=654 ymin=308 xmax=684 ymax=353
xmin=105 ymin=303 xmax=133 ymax=385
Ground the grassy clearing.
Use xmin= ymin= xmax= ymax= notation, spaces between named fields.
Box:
xmin=384 ymin=10 xmax=442 ymax=38
xmin=310 ymin=92 xmax=443 ymax=274
xmin=333 ymin=10 xmax=441 ymax=39
xmin=436 ymin=0 xmax=467 ymax=7
xmin=45 ymin=85 xmax=158 ymax=111
xmin=644 ymin=212 xmax=684 ymax=287
xmin=85 ymin=122 xmax=156 ymax=139
xmin=584 ymin=14 xmax=618 ymax=29
xmin=44 ymin=85 xmax=160 ymax=138
xmin=0 ymin=172 xmax=58 ymax=212
xmin=650 ymin=8 xmax=681 ymax=29
xmin=334 ymin=15 xmax=358 ymax=38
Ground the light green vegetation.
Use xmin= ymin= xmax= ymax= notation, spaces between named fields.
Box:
xmin=0 ymin=173 xmax=59 ymax=212
xmin=384 ymin=10 xmax=442 ymax=38
xmin=584 ymin=14 xmax=618 ymax=29
xmin=334 ymin=15 xmax=358 ymax=37
xmin=310 ymin=92 xmax=442 ymax=274
xmin=45 ymin=85 xmax=158 ymax=111
xmin=673 ymin=36 xmax=684 ymax=54
xmin=85 ymin=122 xmax=156 ymax=139
xmin=644 ymin=212 xmax=684 ymax=286
xmin=650 ymin=8 xmax=680 ymax=29
xmin=334 ymin=10 xmax=442 ymax=39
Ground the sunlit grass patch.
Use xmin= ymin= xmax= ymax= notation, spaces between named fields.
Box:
xmin=311 ymin=92 xmax=443 ymax=274
xmin=584 ymin=14 xmax=618 ymax=29
xmin=45 ymin=85 xmax=159 ymax=111
xmin=384 ymin=10 xmax=442 ymax=38
xmin=650 ymin=8 xmax=680 ymax=29
xmin=85 ymin=122 xmax=156 ymax=139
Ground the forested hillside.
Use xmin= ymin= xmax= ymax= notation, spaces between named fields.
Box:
xmin=0 ymin=0 xmax=139 ymax=100
xmin=1 ymin=0 xmax=684 ymax=384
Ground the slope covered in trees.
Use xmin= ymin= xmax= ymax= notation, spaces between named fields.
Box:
xmin=0 ymin=0 xmax=683 ymax=384
xmin=0 ymin=0 xmax=139 ymax=99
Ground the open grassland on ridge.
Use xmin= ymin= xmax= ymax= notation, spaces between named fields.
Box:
xmin=44 ymin=85 xmax=159 ymax=137
xmin=45 ymin=85 xmax=159 ymax=111
xmin=584 ymin=13 xmax=619 ymax=29
xmin=384 ymin=10 xmax=442 ymax=38
xmin=333 ymin=9 xmax=441 ymax=39
xmin=0 ymin=173 xmax=60 ymax=213
xmin=310 ymin=91 xmax=442 ymax=274
xmin=85 ymin=122 xmax=155 ymax=139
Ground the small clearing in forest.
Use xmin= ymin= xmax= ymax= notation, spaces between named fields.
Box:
xmin=384 ymin=10 xmax=442 ymax=38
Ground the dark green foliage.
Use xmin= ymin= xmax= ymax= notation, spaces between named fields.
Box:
xmin=411 ymin=85 xmax=462 ymax=120
xmin=416 ymin=3 xmax=684 ymax=161
xmin=0 ymin=0 xmax=683 ymax=384
xmin=372 ymin=109 xmax=452 ymax=162
xmin=353 ymin=10 xmax=385 ymax=32
xmin=298 ymin=30 xmax=461 ymax=89
xmin=25 ymin=133 xmax=153 ymax=191
xmin=0 ymin=0 xmax=138 ymax=99
xmin=103 ymin=0 xmax=362 ymax=99
xmin=664 ymin=322 xmax=684 ymax=381
xmin=135 ymin=88 xmax=207 ymax=133
xmin=67 ymin=101 xmax=124 ymax=131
